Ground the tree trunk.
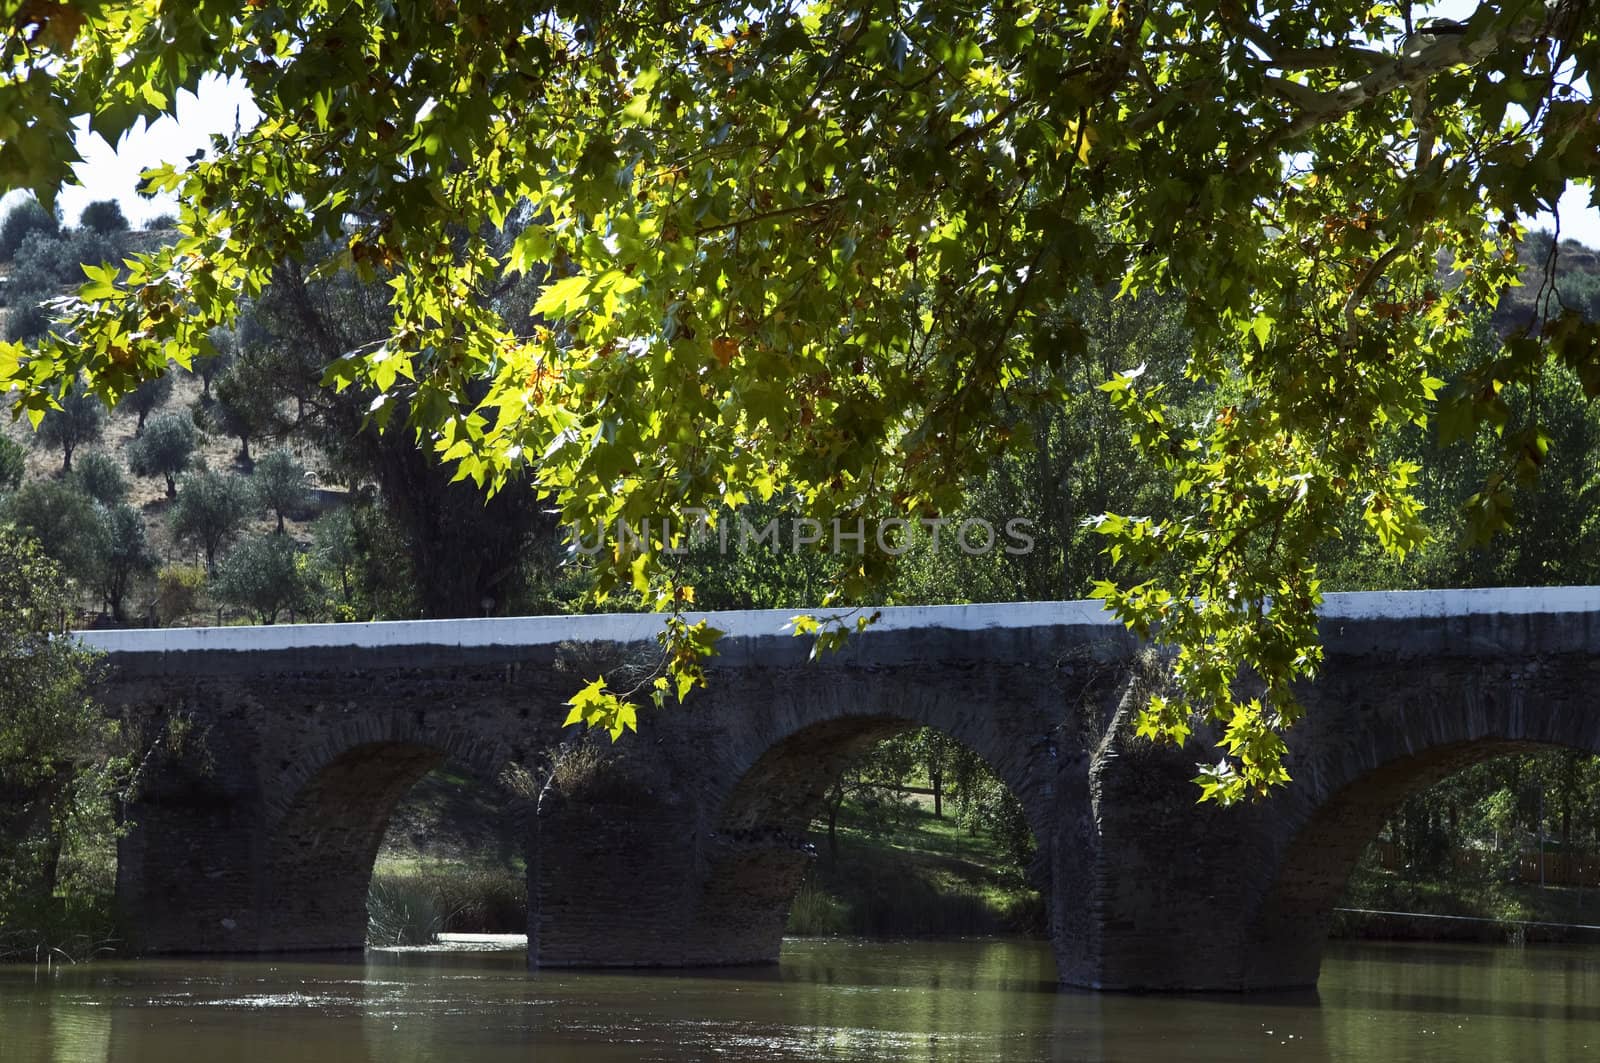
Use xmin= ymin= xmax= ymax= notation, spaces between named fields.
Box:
xmin=931 ymin=766 xmax=943 ymax=819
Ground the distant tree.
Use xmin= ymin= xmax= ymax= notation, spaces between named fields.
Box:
xmin=251 ymin=448 xmax=311 ymax=533
xmin=125 ymin=373 xmax=174 ymax=435
xmin=77 ymin=200 xmax=127 ymax=234
xmin=34 ymin=384 xmax=106 ymax=474
xmin=192 ymin=326 xmax=236 ymax=400
xmin=0 ymin=198 xmax=57 ymax=261
xmin=95 ymin=502 xmax=156 ymax=623
xmin=311 ymin=506 xmax=358 ymax=608
xmin=143 ymin=213 xmax=177 ymax=231
xmin=2 ymin=480 xmax=109 ymax=587
xmin=126 ymin=412 xmax=198 ymax=499
xmin=203 ymin=360 xmax=281 ymax=468
xmin=0 ymin=435 xmax=24 ymax=492
xmin=170 ymin=469 xmax=256 ymax=572
xmin=215 ymin=533 xmax=308 ymax=624
xmin=71 ymin=451 xmax=128 ymax=507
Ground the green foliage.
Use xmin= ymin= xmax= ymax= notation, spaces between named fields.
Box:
xmin=70 ymin=450 xmax=127 ymax=507
xmin=214 ymin=532 xmax=309 ymax=624
xmin=6 ymin=2 xmax=1600 ymax=797
xmin=0 ymin=198 xmax=57 ymax=262
xmin=77 ymin=200 xmax=127 ymax=234
xmin=126 ymin=410 xmax=198 ymax=498
xmin=96 ymin=503 xmax=156 ymax=623
xmin=251 ymin=448 xmax=311 ymax=533
xmin=33 ymin=382 xmax=105 ymax=474
xmin=169 ymin=468 xmax=256 ymax=572
xmin=2 ymin=479 xmax=107 ymax=587
xmin=0 ymin=435 xmax=24 ymax=493
xmin=0 ymin=526 xmax=120 ymax=949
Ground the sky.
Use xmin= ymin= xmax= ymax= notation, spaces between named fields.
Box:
xmin=4 ymin=46 xmax=1599 ymax=249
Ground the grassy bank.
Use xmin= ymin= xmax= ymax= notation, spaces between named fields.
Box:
xmin=1332 ymin=863 xmax=1600 ymax=944
xmin=785 ymin=796 xmax=1044 ymax=938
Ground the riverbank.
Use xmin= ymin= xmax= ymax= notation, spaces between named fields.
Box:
xmin=785 ymin=798 xmax=1045 ymax=938
xmin=1331 ymin=864 xmax=1600 ymax=944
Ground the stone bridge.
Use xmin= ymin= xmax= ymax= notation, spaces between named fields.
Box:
xmin=79 ymin=587 xmax=1600 ymax=991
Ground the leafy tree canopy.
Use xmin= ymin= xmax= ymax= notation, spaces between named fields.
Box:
xmin=0 ymin=526 xmax=113 ymax=929
xmin=3 ymin=1 xmax=1599 ymax=799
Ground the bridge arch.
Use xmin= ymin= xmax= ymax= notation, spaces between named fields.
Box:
xmin=1241 ymin=657 xmax=1600 ymax=988
xmin=259 ymin=719 xmax=530 ymax=953
xmin=686 ymin=674 xmax=1065 ymax=967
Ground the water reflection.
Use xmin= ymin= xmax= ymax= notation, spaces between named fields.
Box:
xmin=0 ymin=939 xmax=1595 ymax=1061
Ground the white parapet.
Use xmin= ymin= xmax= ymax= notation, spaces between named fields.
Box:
xmin=73 ymin=586 xmax=1600 ymax=657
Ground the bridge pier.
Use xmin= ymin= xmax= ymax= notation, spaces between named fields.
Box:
xmin=117 ymin=769 xmax=271 ymax=954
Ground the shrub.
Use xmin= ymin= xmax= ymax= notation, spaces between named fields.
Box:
xmin=154 ymin=565 xmax=207 ymax=627
xmin=366 ymin=866 xmax=526 ymax=946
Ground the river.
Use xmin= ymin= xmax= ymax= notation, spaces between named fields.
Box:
xmin=1 ymin=937 xmax=1597 ymax=1061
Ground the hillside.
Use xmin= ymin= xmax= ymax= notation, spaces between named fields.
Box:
xmin=1 ymin=220 xmax=349 ymax=625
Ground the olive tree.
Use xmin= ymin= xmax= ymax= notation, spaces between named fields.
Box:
xmin=33 ymin=384 xmax=104 ymax=475
xmin=126 ymin=411 xmax=198 ymax=498
xmin=125 ymin=373 xmax=174 ymax=435
xmin=2 ymin=480 xmax=108 ymax=589
xmin=169 ymin=469 xmax=257 ymax=573
xmin=0 ymin=198 xmax=56 ymax=262
xmin=0 ymin=435 xmax=24 ymax=494
xmin=251 ymin=448 xmax=311 ymax=534
xmin=96 ymin=503 xmax=156 ymax=623
xmin=215 ymin=533 xmax=309 ymax=624
xmin=77 ymin=200 xmax=127 ymax=235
